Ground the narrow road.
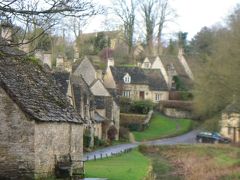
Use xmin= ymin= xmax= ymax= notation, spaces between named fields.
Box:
xmin=83 ymin=129 xmax=200 ymax=161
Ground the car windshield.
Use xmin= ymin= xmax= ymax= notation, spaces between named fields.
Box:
xmin=212 ymin=132 xmax=222 ymax=137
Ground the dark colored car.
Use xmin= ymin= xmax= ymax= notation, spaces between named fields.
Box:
xmin=196 ymin=132 xmax=231 ymax=144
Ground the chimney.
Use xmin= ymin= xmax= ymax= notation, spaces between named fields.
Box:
xmin=107 ymin=58 xmax=114 ymax=67
xmin=1 ymin=22 xmax=13 ymax=42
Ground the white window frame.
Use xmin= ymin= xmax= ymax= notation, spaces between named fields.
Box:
xmin=123 ymin=73 xmax=131 ymax=83
xmin=123 ymin=90 xmax=131 ymax=97
xmin=155 ymin=93 xmax=161 ymax=101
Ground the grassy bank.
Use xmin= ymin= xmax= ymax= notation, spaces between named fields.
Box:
xmin=140 ymin=144 xmax=240 ymax=179
xmin=85 ymin=149 xmax=150 ymax=180
xmin=133 ymin=113 xmax=193 ymax=141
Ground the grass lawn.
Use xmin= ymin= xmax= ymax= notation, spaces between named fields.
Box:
xmin=85 ymin=149 xmax=150 ymax=180
xmin=140 ymin=144 xmax=240 ymax=180
xmin=133 ymin=113 xmax=193 ymax=141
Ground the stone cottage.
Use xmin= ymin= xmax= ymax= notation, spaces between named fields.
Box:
xmin=103 ymin=60 xmax=169 ymax=103
xmin=138 ymin=49 xmax=194 ymax=90
xmin=53 ymin=70 xmax=103 ymax=146
xmin=72 ymin=57 xmax=120 ymax=140
xmin=0 ymin=44 xmax=84 ymax=179
xmin=221 ymin=102 xmax=240 ymax=143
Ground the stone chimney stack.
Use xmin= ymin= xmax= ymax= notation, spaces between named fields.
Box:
xmin=1 ymin=23 xmax=13 ymax=42
xmin=107 ymin=58 xmax=114 ymax=67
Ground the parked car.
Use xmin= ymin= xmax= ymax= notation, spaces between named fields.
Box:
xmin=196 ymin=132 xmax=231 ymax=144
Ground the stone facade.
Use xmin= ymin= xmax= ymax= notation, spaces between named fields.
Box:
xmin=0 ymin=87 xmax=84 ymax=179
xmin=0 ymin=88 xmax=35 ymax=179
xmin=221 ymin=112 xmax=240 ymax=143
xmin=72 ymin=58 xmax=120 ymax=141
xmin=104 ymin=65 xmax=169 ymax=103
xmin=34 ymin=122 xmax=83 ymax=177
xmin=0 ymin=43 xmax=84 ymax=179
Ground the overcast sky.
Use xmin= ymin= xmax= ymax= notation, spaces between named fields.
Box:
xmin=83 ymin=0 xmax=240 ymax=40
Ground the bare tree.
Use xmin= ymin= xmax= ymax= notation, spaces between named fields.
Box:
xmin=0 ymin=0 xmax=102 ymax=51
xmin=140 ymin=0 xmax=156 ymax=55
xmin=140 ymin=0 xmax=176 ymax=55
xmin=156 ymin=0 xmax=177 ymax=55
xmin=112 ymin=0 xmax=137 ymax=62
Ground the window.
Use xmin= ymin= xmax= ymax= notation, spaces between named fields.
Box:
xmin=122 ymin=91 xmax=130 ymax=97
xmin=144 ymin=62 xmax=150 ymax=68
xmin=155 ymin=94 xmax=161 ymax=101
xmin=123 ymin=73 xmax=131 ymax=83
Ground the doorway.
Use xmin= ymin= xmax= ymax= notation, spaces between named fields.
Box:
xmin=139 ymin=91 xmax=145 ymax=100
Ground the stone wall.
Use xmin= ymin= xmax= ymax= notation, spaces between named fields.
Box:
xmin=0 ymin=87 xmax=35 ymax=179
xmin=93 ymin=123 xmax=102 ymax=139
xmin=0 ymin=87 xmax=84 ymax=178
xmin=163 ymin=108 xmax=192 ymax=119
xmin=34 ymin=122 xmax=83 ymax=178
xmin=150 ymin=91 xmax=169 ymax=103
xmin=123 ymin=84 xmax=149 ymax=100
xmin=221 ymin=113 xmax=240 ymax=142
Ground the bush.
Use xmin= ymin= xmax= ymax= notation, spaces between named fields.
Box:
xmin=119 ymin=127 xmax=130 ymax=141
xmin=83 ymin=135 xmax=91 ymax=148
xmin=119 ymin=97 xmax=132 ymax=113
xmin=160 ymin=100 xmax=193 ymax=111
xmin=130 ymin=100 xmax=154 ymax=114
xmin=180 ymin=91 xmax=193 ymax=100
xmin=94 ymin=136 xmax=107 ymax=147
xmin=107 ymin=126 xmax=118 ymax=142
xmin=128 ymin=123 xmax=142 ymax=131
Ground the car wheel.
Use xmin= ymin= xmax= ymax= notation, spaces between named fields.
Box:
xmin=198 ymin=138 xmax=203 ymax=143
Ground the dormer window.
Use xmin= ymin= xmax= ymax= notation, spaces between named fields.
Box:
xmin=123 ymin=73 xmax=131 ymax=83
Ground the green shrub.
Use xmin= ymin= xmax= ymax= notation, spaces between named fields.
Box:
xmin=119 ymin=97 xmax=132 ymax=113
xmin=93 ymin=136 xmax=107 ymax=147
xmin=180 ymin=91 xmax=193 ymax=100
xmin=128 ymin=123 xmax=142 ymax=131
xmin=83 ymin=135 xmax=91 ymax=148
xmin=130 ymin=100 xmax=154 ymax=114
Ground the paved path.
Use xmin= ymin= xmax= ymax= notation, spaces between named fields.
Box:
xmin=83 ymin=129 xmax=200 ymax=161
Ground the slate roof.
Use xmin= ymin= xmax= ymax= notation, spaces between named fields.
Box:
xmin=160 ymin=55 xmax=193 ymax=89
xmin=52 ymin=70 xmax=70 ymax=96
xmin=0 ymin=42 xmax=83 ymax=123
xmin=110 ymin=66 xmax=148 ymax=85
xmin=94 ymin=96 xmax=106 ymax=109
xmin=70 ymin=75 xmax=93 ymax=112
xmin=93 ymin=111 xmax=106 ymax=123
xmin=143 ymin=70 xmax=168 ymax=91
xmin=110 ymin=66 xmax=168 ymax=91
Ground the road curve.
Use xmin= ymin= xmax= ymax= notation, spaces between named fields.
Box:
xmin=83 ymin=129 xmax=200 ymax=161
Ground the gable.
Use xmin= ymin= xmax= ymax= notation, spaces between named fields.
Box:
xmin=151 ymin=57 xmax=169 ymax=83
xmin=103 ymin=66 xmax=116 ymax=89
xmin=141 ymin=57 xmax=151 ymax=69
xmin=90 ymin=80 xmax=110 ymax=97
xmin=73 ymin=57 xmax=96 ymax=85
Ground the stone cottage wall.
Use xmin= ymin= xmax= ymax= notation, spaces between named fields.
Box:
xmin=221 ymin=113 xmax=240 ymax=142
xmin=34 ymin=122 xmax=83 ymax=178
xmin=0 ymin=87 xmax=35 ymax=179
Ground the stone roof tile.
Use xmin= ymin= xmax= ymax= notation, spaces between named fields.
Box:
xmin=0 ymin=44 xmax=83 ymax=124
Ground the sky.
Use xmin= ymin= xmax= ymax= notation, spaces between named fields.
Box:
xmin=83 ymin=0 xmax=240 ymax=40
